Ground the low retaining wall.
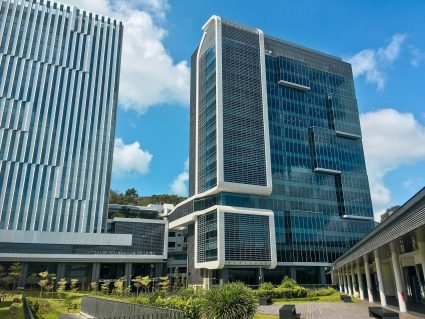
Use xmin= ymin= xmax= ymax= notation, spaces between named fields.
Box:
xmin=81 ymin=296 xmax=184 ymax=319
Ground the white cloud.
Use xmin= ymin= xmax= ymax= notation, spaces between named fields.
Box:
xmin=360 ymin=109 xmax=425 ymax=216
xmin=113 ymin=138 xmax=153 ymax=176
xmin=409 ymin=45 xmax=424 ymax=67
xmin=170 ymin=158 xmax=189 ymax=196
xmin=65 ymin=0 xmax=189 ymax=114
xmin=348 ymin=34 xmax=406 ymax=90
xmin=402 ymin=177 xmax=425 ymax=190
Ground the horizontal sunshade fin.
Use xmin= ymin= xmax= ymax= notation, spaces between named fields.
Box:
xmin=278 ymin=80 xmax=310 ymax=91
xmin=314 ymin=168 xmax=341 ymax=175
xmin=342 ymin=215 xmax=375 ymax=221
xmin=335 ymin=131 xmax=362 ymax=139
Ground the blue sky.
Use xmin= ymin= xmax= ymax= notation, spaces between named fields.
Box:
xmin=69 ymin=0 xmax=425 ymax=218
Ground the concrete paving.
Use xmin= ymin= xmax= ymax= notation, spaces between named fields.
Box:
xmin=258 ymin=301 xmax=425 ymax=319
xmin=59 ymin=314 xmax=87 ymax=319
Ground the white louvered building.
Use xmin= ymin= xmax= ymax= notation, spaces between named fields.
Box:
xmin=0 ymin=1 xmax=173 ymax=286
xmin=0 ymin=0 xmax=122 ymax=234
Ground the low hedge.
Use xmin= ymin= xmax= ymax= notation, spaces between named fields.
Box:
xmin=274 ymin=297 xmax=319 ymax=302
xmin=153 ymin=296 xmax=203 ymax=319
xmin=308 ymin=287 xmax=337 ymax=297
xmin=27 ymin=297 xmax=54 ymax=314
xmin=256 ymin=286 xmax=308 ymax=299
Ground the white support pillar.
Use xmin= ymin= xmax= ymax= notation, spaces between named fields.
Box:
xmin=374 ymin=249 xmax=387 ymax=307
xmin=346 ymin=265 xmax=353 ymax=296
xmin=390 ymin=241 xmax=407 ymax=312
xmin=338 ymin=270 xmax=343 ymax=293
xmin=343 ymin=268 xmax=348 ymax=294
xmin=417 ymin=229 xmax=425 ymax=283
xmin=351 ymin=262 xmax=357 ymax=296
xmin=356 ymin=258 xmax=365 ymax=300
xmin=364 ymin=255 xmax=374 ymax=303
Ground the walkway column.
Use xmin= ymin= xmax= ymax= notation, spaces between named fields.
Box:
xmin=17 ymin=262 xmax=28 ymax=288
xmin=203 ymin=269 xmax=213 ymax=289
xmin=91 ymin=263 xmax=101 ymax=283
xmin=343 ymin=268 xmax=348 ymax=294
xmin=417 ymin=228 xmax=425 ymax=283
xmin=351 ymin=262 xmax=356 ymax=296
xmin=363 ymin=255 xmax=374 ymax=303
xmin=346 ymin=265 xmax=353 ymax=295
xmin=338 ymin=270 xmax=343 ymax=293
xmin=390 ymin=241 xmax=407 ymax=312
xmin=374 ymin=249 xmax=387 ymax=306
xmin=356 ymin=258 xmax=365 ymax=300
xmin=258 ymin=268 xmax=264 ymax=285
xmin=125 ymin=263 xmax=132 ymax=288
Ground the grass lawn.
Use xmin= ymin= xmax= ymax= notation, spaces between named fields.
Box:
xmin=26 ymin=291 xmax=84 ymax=319
xmin=0 ymin=294 xmax=25 ymax=319
xmin=255 ymin=314 xmax=279 ymax=319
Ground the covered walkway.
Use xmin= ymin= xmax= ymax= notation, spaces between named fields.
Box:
xmin=258 ymin=301 xmax=425 ymax=319
xmin=332 ymin=187 xmax=425 ymax=316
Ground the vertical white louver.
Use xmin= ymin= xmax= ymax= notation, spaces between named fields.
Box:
xmin=0 ymin=0 xmax=122 ymax=234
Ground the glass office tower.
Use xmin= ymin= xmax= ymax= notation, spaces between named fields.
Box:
xmin=169 ymin=16 xmax=375 ymax=285
xmin=0 ymin=0 xmax=122 ymax=234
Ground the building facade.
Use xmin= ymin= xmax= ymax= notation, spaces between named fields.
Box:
xmin=0 ymin=0 xmax=170 ymax=287
xmin=0 ymin=0 xmax=122 ymax=234
xmin=166 ymin=229 xmax=187 ymax=276
xmin=169 ymin=16 xmax=376 ymax=286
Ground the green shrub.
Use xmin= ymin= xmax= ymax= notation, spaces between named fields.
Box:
xmin=27 ymin=297 xmax=54 ymax=314
xmin=255 ymin=284 xmax=308 ymax=299
xmin=147 ymin=290 xmax=166 ymax=304
xmin=258 ymin=282 xmax=274 ymax=290
xmin=271 ymin=286 xmax=308 ymax=299
xmin=255 ymin=289 xmax=272 ymax=298
xmin=153 ymin=296 xmax=203 ymax=319
xmin=308 ymin=286 xmax=337 ymax=297
xmin=6 ymin=302 xmax=20 ymax=319
xmin=279 ymin=276 xmax=298 ymax=289
xmin=201 ymin=282 xmax=257 ymax=319
xmin=177 ymin=287 xmax=204 ymax=300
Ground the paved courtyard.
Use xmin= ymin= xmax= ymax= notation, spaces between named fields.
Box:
xmin=258 ymin=302 xmax=425 ymax=319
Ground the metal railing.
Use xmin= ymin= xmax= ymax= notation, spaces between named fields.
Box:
xmin=81 ymin=296 xmax=184 ymax=319
xmin=22 ymin=293 xmax=35 ymax=319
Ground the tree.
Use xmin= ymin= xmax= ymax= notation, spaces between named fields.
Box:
xmin=90 ymin=282 xmax=98 ymax=291
xmin=111 ymin=212 xmax=125 ymax=218
xmin=28 ymin=273 xmax=38 ymax=290
xmin=48 ymin=273 xmax=57 ymax=293
xmin=8 ymin=262 xmax=22 ymax=289
xmin=173 ymin=268 xmax=183 ymax=291
xmin=159 ymin=276 xmax=170 ymax=292
xmin=101 ymin=280 xmax=110 ymax=294
xmin=132 ymin=276 xmax=143 ymax=297
xmin=70 ymin=279 xmax=79 ymax=292
xmin=124 ymin=188 xmax=139 ymax=205
xmin=380 ymin=205 xmax=400 ymax=223
xmin=113 ymin=277 xmax=125 ymax=295
xmin=57 ymin=278 xmax=68 ymax=297
xmin=140 ymin=276 xmax=151 ymax=294
xmin=38 ymin=271 xmax=50 ymax=297
xmin=0 ymin=265 xmax=7 ymax=288
xmin=109 ymin=190 xmax=187 ymax=207
xmin=109 ymin=190 xmax=124 ymax=204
